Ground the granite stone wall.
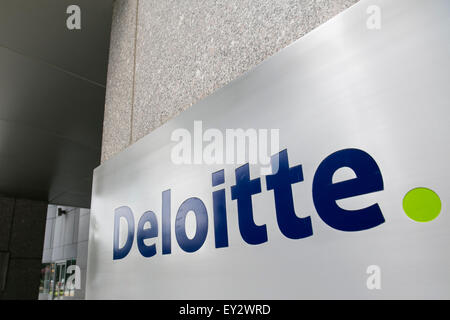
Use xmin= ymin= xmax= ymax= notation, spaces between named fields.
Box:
xmin=101 ymin=0 xmax=359 ymax=162
xmin=0 ymin=197 xmax=47 ymax=299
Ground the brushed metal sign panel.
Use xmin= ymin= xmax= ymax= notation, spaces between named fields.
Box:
xmin=87 ymin=0 xmax=450 ymax=299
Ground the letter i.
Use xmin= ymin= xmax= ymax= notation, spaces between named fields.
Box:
xmin=212 ymin=170 xmax=229 ymax=248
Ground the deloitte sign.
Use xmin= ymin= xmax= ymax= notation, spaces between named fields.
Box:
xmin=87 ymin=0 xmax=450 ymax=299
xmin=113 ymin=148 xmax=388 ymax=260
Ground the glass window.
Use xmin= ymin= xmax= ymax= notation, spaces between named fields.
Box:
xmin=39 ymin=264 xmax=52 ymax=295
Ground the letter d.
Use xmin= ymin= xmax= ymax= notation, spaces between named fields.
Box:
xmin=263 ymin=305 xmax=270 ymax=315
xmin=113 ymin=206 xmax=135 ymax=260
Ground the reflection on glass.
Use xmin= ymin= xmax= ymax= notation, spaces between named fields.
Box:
xmin=64 ymin=259 xmax=77 ymax=297
xmin=39 ymin=259 xmax=77 ymax=300
xmin=39 ymin=264 xmax=52 ymax=295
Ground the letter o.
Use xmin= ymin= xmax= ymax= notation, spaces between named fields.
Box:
xmin=175 ymin=197 xmax=208 ymax=253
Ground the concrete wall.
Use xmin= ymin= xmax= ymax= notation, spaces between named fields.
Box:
xmin=0 ymin=197 xmax=47 ymax=300
xmin=41 ymin=205 xmax=90 ymax=300
xmin=101 ymin=0 xmax=359 ymax=162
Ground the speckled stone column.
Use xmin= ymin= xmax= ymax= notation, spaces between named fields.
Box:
xmin=0 ymin=197 xmax=47 ymax=299
xmin=101 ymin=0 xmax=359 ymax=162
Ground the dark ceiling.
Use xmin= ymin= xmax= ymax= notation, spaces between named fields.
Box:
xmin=0 ymin=0 xmax=113 ymax=207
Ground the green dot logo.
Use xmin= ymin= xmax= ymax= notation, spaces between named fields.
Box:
xmin=403 ymin=187 xmax=442 ymax=222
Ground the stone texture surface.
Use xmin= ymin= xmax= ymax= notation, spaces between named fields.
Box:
xmin=0 ymin=196 xmax=47 ymax=299
xmin=9 ymin=199 xmax=47 ymax=259
xmin=0 ymin=258 xmax=42 ymax=299
xmin=0 ymin=252 xmax=8 ymax=292
xmin=0 ymin=197 xmax=14 ymax=251
xmin=101 ymin=0 xmax=359 ymax=161
xmin=101 ymin=0 xmax=138 ymax=162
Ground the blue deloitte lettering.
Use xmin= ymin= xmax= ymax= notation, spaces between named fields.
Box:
xmin=113 ymin=148 xmax=385 ymax=260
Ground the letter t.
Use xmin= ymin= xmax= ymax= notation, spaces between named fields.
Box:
xmin=231 ymin=163 xmax=267 ymax=245
xmin=266 ymin=149 xmax=313 ymax=239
